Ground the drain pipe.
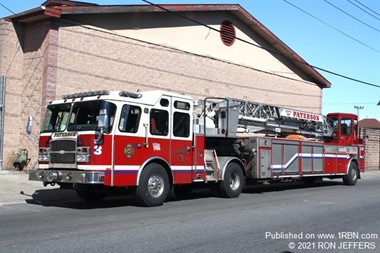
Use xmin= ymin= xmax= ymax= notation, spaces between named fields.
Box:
xmin=0 ymin=75 xmax=6 ymax=172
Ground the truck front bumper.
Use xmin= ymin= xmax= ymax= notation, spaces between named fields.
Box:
xmin=29 ymin=170 xmax=105 ymax=184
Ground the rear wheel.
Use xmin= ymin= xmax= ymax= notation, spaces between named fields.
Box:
xmin=343 ymin=162 xmax=359 ymax=186
xmin=135 ymin=163 xmax=170 ymax=206
xmin=218 ymin=162 xmax=245 ymax=198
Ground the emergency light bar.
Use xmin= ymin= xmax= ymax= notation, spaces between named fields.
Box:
xmin=62 ymin=90 xmax=110 ymax=99
xmin=119 ymin=91 xmax=142 ymax=99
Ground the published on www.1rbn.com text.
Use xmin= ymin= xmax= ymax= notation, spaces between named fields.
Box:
xmin=265 ymin=231 xmax=378 ymax=251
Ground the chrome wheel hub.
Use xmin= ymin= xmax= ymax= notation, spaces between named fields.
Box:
xmin=148 ymin=174 xmax=164 ymax=198
xmin=229 ymin=172 xmax=240 ymax=191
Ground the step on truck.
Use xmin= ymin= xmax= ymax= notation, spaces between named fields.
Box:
xmin=28 ymin=90 xmax=365 ymax=206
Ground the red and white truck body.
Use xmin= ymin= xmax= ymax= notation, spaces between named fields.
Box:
xmin=29 ymin=90 xmax=365 ymax=206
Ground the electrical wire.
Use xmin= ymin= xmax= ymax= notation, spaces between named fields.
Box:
xmin=346 ymin=0 xmax=380 ymax=21
xmin=0 ymin=2 xmax=15 ymax=15
xmin=324 ymin=102 xmax=376 ymax=105
xmin=323 ymin=0 xmax=380 ymax=33
xmin=283 ymin=0 xmax=380 ymax=54
xmin=142 ymin=0 xmax=380 ymax=89
xmin=2 ymin=0 xmax=379 ymax=90
xmin=58 ymin=18 xmax=322 ymax=101
xmin=352 ymin=0 xmax=380 ymax=18
xmin=310 ymin=65 xmax=380 ymax=89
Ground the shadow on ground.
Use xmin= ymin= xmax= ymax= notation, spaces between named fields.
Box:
xmin=25 ymin=179 xmax=343 ymax=209
xmin=243 ymin=179 xmax=343 ymax=194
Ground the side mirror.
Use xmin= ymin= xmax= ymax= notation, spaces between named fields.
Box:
xmin=98 ymin=109 xmax=109 ymax=130
xmin=26 ymin=116 xmax=33 ymax=135
xmin=95 ymin=109 xmax=109 ymax=144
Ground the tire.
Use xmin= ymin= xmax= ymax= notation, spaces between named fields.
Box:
xmin=343 ymin=162 xmax=359 ymax=186
xmin=135 ymin=163 xmax=170 ymax=207
xmin=75 ymin=184 xmax=107 ymax=201
xmin=218 ymin=162 xmax=245 ymax=198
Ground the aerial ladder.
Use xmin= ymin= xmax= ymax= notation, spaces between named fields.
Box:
xmin=197 ymin=97 xmax=334 ymax=140
xmin=196 ymin=96 xmax=363 ymax=188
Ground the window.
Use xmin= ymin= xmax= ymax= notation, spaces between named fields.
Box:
xmin=119 ymin=105 xmax=141 ymax=133
xmin=42 ymin=101 xmax=117 ymax=133
xmin=67 ymin=101 xmax=116 ymax=133
xmin=41 ymin=103 xmax=71 ymax=132
xmin=341 ymin=118 xmax=352 ymax=135
xmin=160 ymin=98 xmax=169 ymax=107
xmin=173 ymin=112 xmax=190 ymax=137
xmin=174 ymin=101 xmax=190 ymax=110
xmin=150 ymin=109 xmax=168 ymax=136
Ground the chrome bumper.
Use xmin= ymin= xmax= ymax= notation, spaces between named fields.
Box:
xmin=29 ymin=170 xmax=105 ymax=184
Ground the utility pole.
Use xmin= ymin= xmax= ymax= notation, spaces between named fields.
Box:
xmin=354 ymin=105 xmax=364 ymax=120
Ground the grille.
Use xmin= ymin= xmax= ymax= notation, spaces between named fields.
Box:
xmin=50 ymin=139 xmax=76 ymax=164
xmin=50 ymin=140 xmax=76 ymax=152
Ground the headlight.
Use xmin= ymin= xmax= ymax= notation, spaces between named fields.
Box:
xmin=77 ymin=147 xmax=90 ymax=162
xmin=46 ymin=171 xmax=59 ymax=182
xmin=38 ymin=147 xmax=50 ymax=162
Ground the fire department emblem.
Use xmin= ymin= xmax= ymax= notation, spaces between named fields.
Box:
xmin=124 ymin=144 xmax=134 ymax=158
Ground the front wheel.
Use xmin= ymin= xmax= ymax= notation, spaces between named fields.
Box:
xmin=218 ymin=162 xmax=245 ymax=198
xmin=343 ymin=162 xmax=359 ymax=186
xmin=135 ymin=163 xmax=170 ymax=207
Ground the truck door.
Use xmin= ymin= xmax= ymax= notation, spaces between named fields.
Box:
xmin=170 ymin=99 xmax=193 ymax=184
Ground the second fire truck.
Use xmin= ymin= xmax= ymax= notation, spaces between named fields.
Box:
xmin=29 ymin=90 xmax=365 ymax=206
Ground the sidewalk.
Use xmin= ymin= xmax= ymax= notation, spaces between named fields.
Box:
xmin=0 ymin=169 xmax=379 ymax=206
xmin=0 ymin=170 xmax=57 ymax=206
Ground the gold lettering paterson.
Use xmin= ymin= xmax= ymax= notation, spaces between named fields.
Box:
xmin=53 ymin=132 xmax=77 ymax=138
xmin=292 ymin=111 xmax=320 ymax=121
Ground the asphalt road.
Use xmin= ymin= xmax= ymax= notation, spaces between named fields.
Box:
xmin=0 ymin=176 xmax=379 ymax=253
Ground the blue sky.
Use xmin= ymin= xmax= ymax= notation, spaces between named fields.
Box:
xmin=1 ymin=0 xmax=379 ymax=120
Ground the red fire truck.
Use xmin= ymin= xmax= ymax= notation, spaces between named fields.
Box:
xmin=28 ymin=90 xmax=365 ymax=206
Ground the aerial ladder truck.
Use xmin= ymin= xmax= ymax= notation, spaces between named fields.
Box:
xmin=199 ymin=96 xmax=364 ymax=193
xmin=28 ymin=90 xmax=365 ymax=206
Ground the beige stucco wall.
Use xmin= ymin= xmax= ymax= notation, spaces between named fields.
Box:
xmin=71 ymin=12 xmax=310 ymax=82
xmin=56 ymin=22 xmax=322 ymax=111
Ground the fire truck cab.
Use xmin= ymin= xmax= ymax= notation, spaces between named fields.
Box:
xmin=28 ymin=90 xmax=365 ymax=206
xmin=327 ymin=112 xmax=359 ymax=146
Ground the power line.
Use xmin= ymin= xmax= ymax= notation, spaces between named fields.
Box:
xmin=311 ymin=65 xmax=380 ymax=89
xmin=347 ymin=0 xmax=380 ymax=21
xmin=142 ymin=0 xmax=380 ymax=89
xmin=324 ymin=102 xmax=377 ymax=105
xmin=283 ymin=0 xmax=380 ymax=54
xmin=0 ymin=2 xmax=16 ymax=15
xmin=353 ymin=0 xmax=380 ymax=18
xmin=323 ymin=0 xmax=380 ymax=33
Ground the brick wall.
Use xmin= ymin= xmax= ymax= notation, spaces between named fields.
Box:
xmin=0 ymin=19 xmax=53 ymax=170
xmin=0 ymin=20 xmax=25 ymax=170
xmin=362 ymin=128 xmax=380 ymax=170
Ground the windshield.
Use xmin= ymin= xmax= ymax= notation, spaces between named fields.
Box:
xmin=329 ymin=117 xmax=339 ymax=134
xmin=41 ymin=101 xmax=116 ymax=133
